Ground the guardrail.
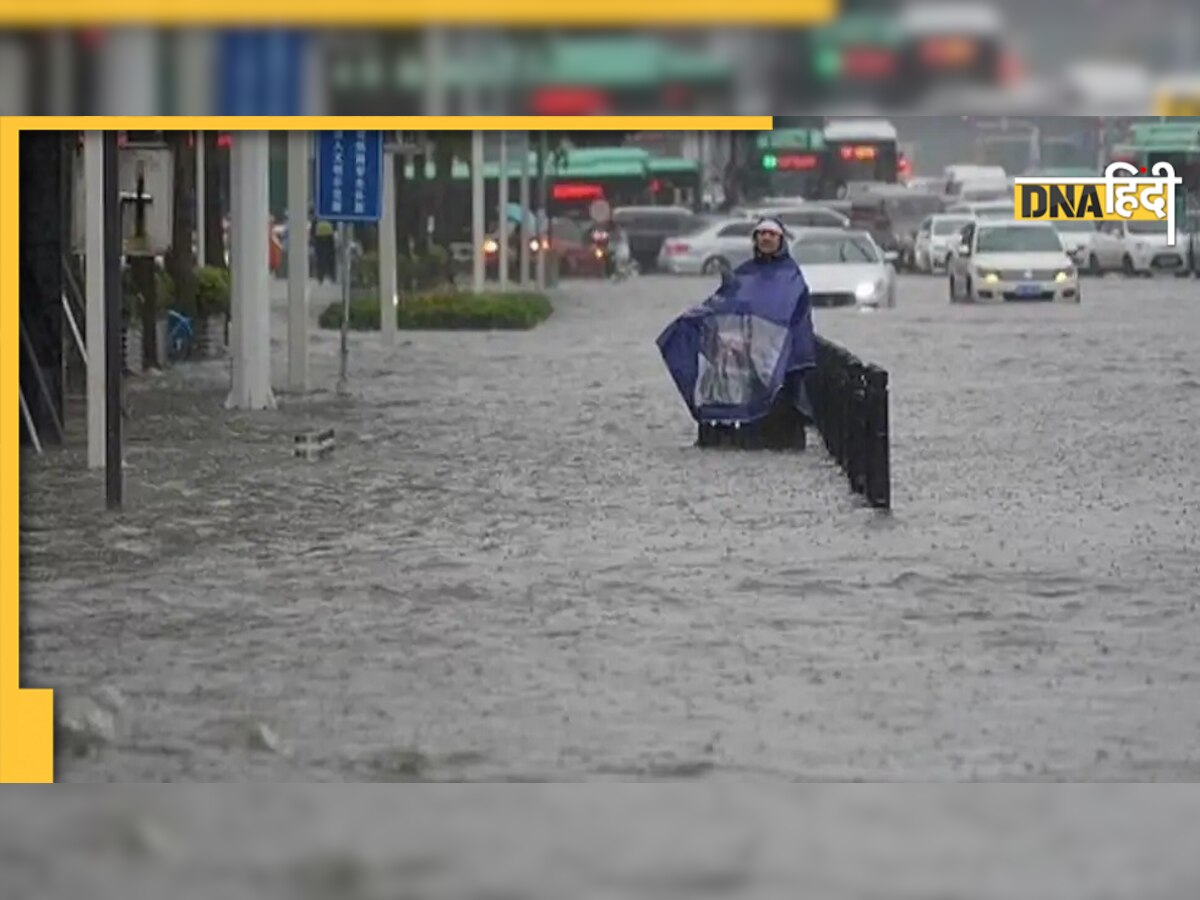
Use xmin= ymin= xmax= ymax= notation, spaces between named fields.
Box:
xmin=808 ymin=336 xmax=890 ymax=510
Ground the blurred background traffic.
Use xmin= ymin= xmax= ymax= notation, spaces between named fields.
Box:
xmin=2 ymin=0 xmax=1200 ymax=118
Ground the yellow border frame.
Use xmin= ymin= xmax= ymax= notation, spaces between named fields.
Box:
xmin=0 ymin=114 xmax=772 ymax=783
xmin=4 ymin=1 xmax=837 ymax=26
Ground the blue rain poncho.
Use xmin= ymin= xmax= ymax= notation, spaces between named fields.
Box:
xmin=657 ymin=242 xmax=816 ymax=424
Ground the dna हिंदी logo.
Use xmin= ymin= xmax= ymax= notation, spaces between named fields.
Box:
xmin=1013 ymin=161 xmax=1183 ymax=246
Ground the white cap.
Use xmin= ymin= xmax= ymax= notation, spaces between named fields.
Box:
xmin=753 ymin=217 xmax=787 ymax=236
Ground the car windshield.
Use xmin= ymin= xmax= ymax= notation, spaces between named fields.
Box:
xmin=793 ymin=236 xmax=879 ymax=264
xmin=1054 ymin=221 xmax=1098 ymax=233
xmin=933 ymin=218 xmax=972 ymax=235
xmin=976 ymin=225 xmax=1062 ymax=253
xmin=1126 ymin=221 xmax=1170 ymax=235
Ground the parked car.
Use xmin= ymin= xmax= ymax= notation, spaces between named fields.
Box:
xmin=948 ymin=220 xmax=1079 ymax=303
xmin=790 ymin=228 xmax=899 ymax=308
xmin=612 ymin=206 xmax=705 ymax=272
xmin=1086 ymin=219 xmax=1191 ymax=276
xmin=656 ymin=217 xmax=757 ymax=274
xmin=913 ymin=213 xmax=975 ymax=273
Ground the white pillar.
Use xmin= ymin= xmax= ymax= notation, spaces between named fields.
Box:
xmin=379 ymin=149 xmax=398 ymax=346
xmin=226 ymin=131 xmax=276 ymax=410
xmin=84 ymin=132 xmax=106 ymax=470
xmin=422 ymin=27 xmax=448 ymax=115
xmin=498 ymin=133 xmax=509 ymax=289
xmin=175 ymin=29 xmax=212 ymax=114
xmin=286 ymin=131 xmax=310 ymax=392
xmin=519 ymin=132 xmax=531 ymax=285
xmin=99 ymin=27 xmax=158 ymax=114
xmin=471 ymin=130 xmax=485 ymax=293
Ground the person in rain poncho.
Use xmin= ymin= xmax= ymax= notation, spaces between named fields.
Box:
xmin=657 ymin=216 xmax=818 ymax=425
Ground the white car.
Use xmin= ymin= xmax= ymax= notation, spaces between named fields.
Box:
xmin=913 ymin=213 xmax=975 ymax=274
xmin=948 ymin=220 xmax=1079 ymax=303
xmin=945 ymin=199 xmax=1015 ymax=219
xmin=657 ymin=217 xmax=756 ymax=275
xmin=1086 ymin=219 xmax=1191 ymax=277
xmin=791 ymin=228 xmax=898 ymax=308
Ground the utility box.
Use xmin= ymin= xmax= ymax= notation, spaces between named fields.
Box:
xmin=72 ymin=144 xmax=175 ymax=257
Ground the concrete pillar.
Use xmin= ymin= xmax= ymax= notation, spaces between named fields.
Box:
xmin=286 ymin=130 xmax=309 ymax=392
xmin=226 ymin=131 xmax=276 ymax=410
xmin=84 ymin=132 xmax=106 ymax=469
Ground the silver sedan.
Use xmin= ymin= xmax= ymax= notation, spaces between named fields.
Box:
xmin=656 ymin=217 xmax=757 ymax=275
xmin=791 ymin=228 xmax=899 ymax=308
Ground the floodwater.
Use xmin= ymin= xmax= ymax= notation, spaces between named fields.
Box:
xmin=16 ymin=273 xmax=1200 ymax=786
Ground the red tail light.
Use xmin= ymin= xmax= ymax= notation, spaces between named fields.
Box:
xmin=998 ymin=50 xmax=1024 ymax=85
xmin=664 ymin=242 xmax=690 ymax=255
xmin=842 ymin=47 xmax=896 ymax=79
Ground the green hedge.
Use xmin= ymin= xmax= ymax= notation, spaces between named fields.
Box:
xmin=319 ymin=291 xmax=553 ymax=331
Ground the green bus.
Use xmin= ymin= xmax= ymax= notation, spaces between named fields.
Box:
xmin=747 ymin=127 xmax=828 ymax=200
xmin=323 ymin=34 xmax=735 ymax=116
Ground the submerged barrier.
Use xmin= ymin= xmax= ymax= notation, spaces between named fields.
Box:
xmin=808 ymin=336 xmax=890 ymax=510
xmin=695 ymin=335 xmax=891 ymax=510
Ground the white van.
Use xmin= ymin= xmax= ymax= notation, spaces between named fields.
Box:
xmin=943 ymin=164 xmax=1008 ymax=200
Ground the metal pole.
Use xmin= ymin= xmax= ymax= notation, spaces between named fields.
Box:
xmin=536 ymin=131 xmax=548 ymax=290
xmin=471 ymin=130 xmax=485 ymax=292
xmin=196 ymin=132 xmax=206 ymax=267
xmin=498 ymin=132 xmax=509 ymax=290
xmin=338 ymin=222 xmax=351 ymax=393
xmin=84 ymin=130 xmax=106 ymax=470
xmin=18 ymin=389 xmax=43 ymax=455
xmin=103 ymin=131 xmax=123 ymax=510
xmin=380 ymin=147 xmax=398 ymax=346
xmin=18 ymin=319 xmax=64 ymax=444
xmin=286 ymin=130 xmax=310 ymax=391
xmin=519 ymin=131 xmax=531 ymax=285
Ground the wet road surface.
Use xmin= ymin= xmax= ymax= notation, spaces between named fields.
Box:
xmin=18 ymin=272 xmax=1200 ymax=784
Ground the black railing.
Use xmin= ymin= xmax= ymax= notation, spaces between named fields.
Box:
xmin=808 ymin=336 xmax=890 ymax=510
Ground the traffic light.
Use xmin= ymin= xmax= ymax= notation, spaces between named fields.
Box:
xmin=762 ymin=154 xmax=778 ymax=170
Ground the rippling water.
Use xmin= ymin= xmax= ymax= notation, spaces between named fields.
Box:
xmin=18 ymin=274 xmax=1200 ymax=785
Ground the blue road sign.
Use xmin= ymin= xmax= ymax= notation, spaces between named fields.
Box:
xmin=315 ymin=131 xmax=384 ymax=223
xmin=217 ymin=29 xmax=308 ymax=116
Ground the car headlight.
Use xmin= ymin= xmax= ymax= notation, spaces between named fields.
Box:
xmin=1054 ymin=269 xmax=1075 ymax=282
xmin=978 ymin=269 xmax=1000 ymax=283
xmin=482 ymin=238 xmax=499 ymax=254
xmin=855 ymin=280 xmax=879 ymax=300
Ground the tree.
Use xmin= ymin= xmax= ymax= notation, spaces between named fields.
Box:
xmin=202 ymin=132 xmax=227 ymax=269
xmin=167 ymin=131 xmax=196 ymax=319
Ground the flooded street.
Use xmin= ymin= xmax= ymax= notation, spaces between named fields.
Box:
xmin=18 ymin=271 xmax=1200 ymax=785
